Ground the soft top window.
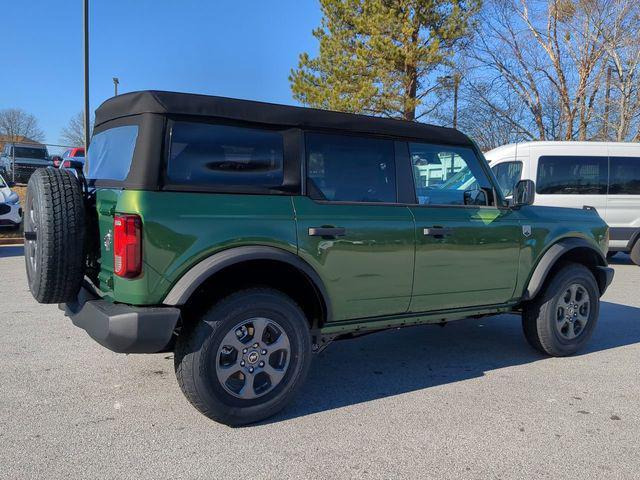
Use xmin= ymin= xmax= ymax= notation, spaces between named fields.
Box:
xmin=86 ymin=125 xmax=138 ymax=181
xmin=167 ymin=121 xmax=284 ymax=189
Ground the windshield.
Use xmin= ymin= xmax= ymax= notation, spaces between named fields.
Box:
xmin=86 ymin=125 xmax=138 ymax=181
xmin=13 ymin=146 xmax=47 ymax=159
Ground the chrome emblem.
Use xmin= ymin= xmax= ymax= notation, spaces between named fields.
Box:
xmin=522 ymin=225 xmax=532 ymax=237
xmin=104 ymin=229 xmax=113 ymax=251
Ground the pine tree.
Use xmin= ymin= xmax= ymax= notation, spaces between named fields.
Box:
xmin=290 ymin=0 xmax=479 ymax=121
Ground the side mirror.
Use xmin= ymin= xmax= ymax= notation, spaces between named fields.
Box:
xmin=463 ymin=187 xmax=490 ymax=206
xmin=7 ymin=181 xmax=15 ymax=188
xmin=513 ymin=179 xmax=535 ymax=207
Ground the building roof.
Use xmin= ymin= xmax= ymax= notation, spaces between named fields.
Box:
xmin=94 ymin=90 xmax=473 ymax=147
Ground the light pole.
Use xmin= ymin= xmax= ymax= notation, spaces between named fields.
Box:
xmin=83 ymin=0 xmax=90 ymax=152
xmin=113 ymin=77 xmax=119 ymax=96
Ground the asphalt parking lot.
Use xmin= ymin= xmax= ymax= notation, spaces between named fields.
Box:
xmin=1 ymin=246 xmax=639 ymax=480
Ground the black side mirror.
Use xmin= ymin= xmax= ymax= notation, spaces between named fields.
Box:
xmin=513 ymin=179 xmax=535 ymax=207
xmin=7 ymin=181 xmax=15 ymax=188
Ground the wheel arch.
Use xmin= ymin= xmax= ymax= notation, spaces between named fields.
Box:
xmin=163 ymin=246 xmax=332 ymax=328
xmin=523 ymin=237 xmax=609 ymax=301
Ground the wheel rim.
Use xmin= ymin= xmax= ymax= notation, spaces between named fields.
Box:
xmin=555 ymin=283 xmax=591 ymax=340
xmin=25 ymin=200 xmax=39 ymax=277
xmin=215 ymin=317 xmax=291 ymax=400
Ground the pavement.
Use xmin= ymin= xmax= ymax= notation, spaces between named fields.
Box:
xmin=1 ymin=245 xmax=639 ymax=480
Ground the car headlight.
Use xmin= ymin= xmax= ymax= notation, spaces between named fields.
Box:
xmin=6 ymin=192 xmax=19 ymax=204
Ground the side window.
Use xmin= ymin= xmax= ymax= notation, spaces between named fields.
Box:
xmin=537 ymin=156 xmax=607 ymax=194
xmin=409 ymin=143 xmax=492 ymax=206
xmin=609 ymin=157 xmax=640 ymax=194
xmin=168 ymin=121 xmax=284 ymax=188
xmin=491 ymin=161 xmax=522 ymax=197
xmin=306 ymin=133 xmax=396 ymax=203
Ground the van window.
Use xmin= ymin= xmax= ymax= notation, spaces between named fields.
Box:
xmin=168 ymin=121 xmax=284 ymax=188
xmin=536 ymin=156 xmax=607 ymax=195
xmin=491 ymin=161 xmax=522 ymax=197
xmin=410 ymin=143 xmax=491 ymax=206
xmin=86 ymin=125 xmax=138 ymax=181
xmin=306 ymin=133 xmax=396 ymax=203
xmin=609 ymin=157 xmax=640 ymax=194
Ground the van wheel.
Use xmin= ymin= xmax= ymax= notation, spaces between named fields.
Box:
xmin=174 ymin=288 xmax=311 ymax=426
xmin=630 ymin=241 xmax=640 ymax=266
xmin=522 ymin=263 xmax=599 ymax=357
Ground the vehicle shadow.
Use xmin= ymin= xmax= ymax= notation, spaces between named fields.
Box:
xmin=0 ymin=245 xmax=24 ymax=258
xmin=607 ymin=253 xmax=634 ymax=266
xmin=266 ymin=300 xmax=640 ymax=424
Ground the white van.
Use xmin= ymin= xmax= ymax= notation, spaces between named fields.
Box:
xmin=484 ymin=141 xmax=640 ymax=264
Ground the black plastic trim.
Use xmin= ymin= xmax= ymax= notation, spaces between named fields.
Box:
xmin=162 ymin=246 xmax=332 ymax=322
xmin=61 ymin=287 xmax=180 ymax=353
xmin=523 ymin=238 xmax=608 ymax=300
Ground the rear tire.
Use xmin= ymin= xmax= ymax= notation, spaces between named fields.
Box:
xmin=174 ymin=288 xmax=312 ymax=426
xmin=522 ymin=263 xmax=599 ymax=356
xmin=630 ymin=240 xmax=640 ymax=266
xmin=24 ymin=168 xmax=85 ymax=303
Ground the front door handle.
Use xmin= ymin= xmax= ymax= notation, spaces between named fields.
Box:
xmin=308 ymin=227 xmax=346 ymax=238
xmin=423 ymin=227 xmax=454 ymax=238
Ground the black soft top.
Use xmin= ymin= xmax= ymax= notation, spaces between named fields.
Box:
xmin=94 ymin=90 xmax=472 ymax=147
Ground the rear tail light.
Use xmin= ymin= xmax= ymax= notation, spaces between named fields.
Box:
xmin=113 ymin=214 xmax=142 ymax=278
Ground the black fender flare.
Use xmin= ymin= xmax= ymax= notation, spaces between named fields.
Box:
xmin=162 ymin=245 xmax=332 ymax=322
xmin=523 ymin=237 xmax=607 ymax=300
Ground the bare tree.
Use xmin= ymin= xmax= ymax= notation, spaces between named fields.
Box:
xmin=60 ymin=111 xmax=91 ymax=147
xmin=0 ymin=108 xmax=45 ymax=143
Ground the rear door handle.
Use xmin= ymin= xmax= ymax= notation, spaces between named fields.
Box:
xmin=308 ymin=227 xmax=346 ymax=237
xmin=423 ymin=227 xmax=454 ymax=237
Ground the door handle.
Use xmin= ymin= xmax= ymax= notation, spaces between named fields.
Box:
xmin=308 ymin=227 xmax=346 ymax=238
xmin=423 ymin=227 xmax=454 ymax=238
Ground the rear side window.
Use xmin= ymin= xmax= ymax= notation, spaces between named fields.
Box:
xmin=491 ymin=161 xmax=522 ymax=197
xmin=536 ymin=156 xmax=607 ymax=195
xmin=167 ymin=121 xmax=284 ymax=188
xmin=609 ymin=157 xmax=640 ymax=194
xmin=86 ymin=125 xmax=138 ymax=181
xmin=306 ymin=133 xmax=396 ymax=203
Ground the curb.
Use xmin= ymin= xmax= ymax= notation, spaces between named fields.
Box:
xmin=0 ymin=238 xmax=24 ymax=246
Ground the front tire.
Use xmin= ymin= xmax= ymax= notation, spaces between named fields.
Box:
xmin=174 ymin=288 xmax=312 ymax=426
xmin=522 ymin=263 xmax=599 ymax=356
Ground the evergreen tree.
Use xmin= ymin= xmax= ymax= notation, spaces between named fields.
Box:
xmin=290 ymin=0 xmax=479 ymax=121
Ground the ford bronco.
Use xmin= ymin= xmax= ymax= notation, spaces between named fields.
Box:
xmin=24 ymin=91 xmax=613 ymax=426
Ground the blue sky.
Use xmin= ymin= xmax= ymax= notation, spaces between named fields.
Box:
xmin=2 ymin=0 xmax=321 ymax=145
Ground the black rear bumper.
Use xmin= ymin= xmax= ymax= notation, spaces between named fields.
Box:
xmin=61 ymin=287 xmax=180 ymax=353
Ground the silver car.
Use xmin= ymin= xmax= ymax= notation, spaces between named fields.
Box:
xmin=0 ymin=174 xmax=22 ymax=228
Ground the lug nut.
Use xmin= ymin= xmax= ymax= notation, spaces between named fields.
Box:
xmin=242 ymin=348 xmax=247 ymax=354
xmin=259 ymin=361 xmax=265 ymax=367
xmin=253 ymin=343 xmax=259 ymax=348
xmin=248 ymin=367 xmax=254 ymax=373
xmin=240 ymin=361 xmax=245 ymax=366
xmin=261 ymin=349 xmax=267 ymax=355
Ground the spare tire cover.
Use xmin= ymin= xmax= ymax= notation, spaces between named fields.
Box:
xmin=24 ymin=168 xmax=86 ymax=303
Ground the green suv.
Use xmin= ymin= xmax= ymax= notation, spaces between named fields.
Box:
xmin=24 ymin=91 xmax=613 ymax=426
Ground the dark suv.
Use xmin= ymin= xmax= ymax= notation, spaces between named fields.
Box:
xmin=24 ymin=91 xmax=613 ymax=426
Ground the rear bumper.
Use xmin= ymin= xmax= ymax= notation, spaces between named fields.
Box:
xmin=60 ymin=287 xmax=180 ymax=353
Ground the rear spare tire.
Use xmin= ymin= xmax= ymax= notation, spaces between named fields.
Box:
xmin=24 ymin=168 xmax=85 ymax=303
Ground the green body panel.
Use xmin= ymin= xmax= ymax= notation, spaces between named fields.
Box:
xmin=95 ymin=188 xmax=608 ymax=330
xmin=95 ymin=189 xmax=297 ymax=305
xmin=409 ymin=206 xmax=523 ymax=311
xmin=293 ymin=197 xmax=415 ymax=321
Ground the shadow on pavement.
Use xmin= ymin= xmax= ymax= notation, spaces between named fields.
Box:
xmin=607 ymin=253 xmax=634 ymax=266
xmin=0 ymin=245 xmax=24 ymax=258
xmin=267 ymin=300 xmax=640 ymax=424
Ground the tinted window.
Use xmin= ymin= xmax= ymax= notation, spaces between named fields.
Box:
xmin=491 ymin=161 xmax=522 ymax=197
xmin=168 ymin=121 xmax=284 ymax=188
xmin=306 ymin=133 xmax=396 ymax=203
xmin=537 ymin=156 xmax=607 ymax=195
xmin=609 ymin=157 xmax=640 ymax=194
xmin=410 ymin=143 xmax=491 ymax=206
xmin=14 ymin=146 xmax=47 ymax=159
xmin=86 ymin=125 xmax=138 ymax=181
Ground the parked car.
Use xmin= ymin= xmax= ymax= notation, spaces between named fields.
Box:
xmin=0 ymin=173 xmax=22 ymax=228
xmin=56 ymin=147 xmax=85 ymax=177
xmin=24 ymin=91 xmax=613 ymax=426
xmin=0 ymin=143 xmax=51 ymax=184
xmin=485 ymin=141 xmax=640 ymax=265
